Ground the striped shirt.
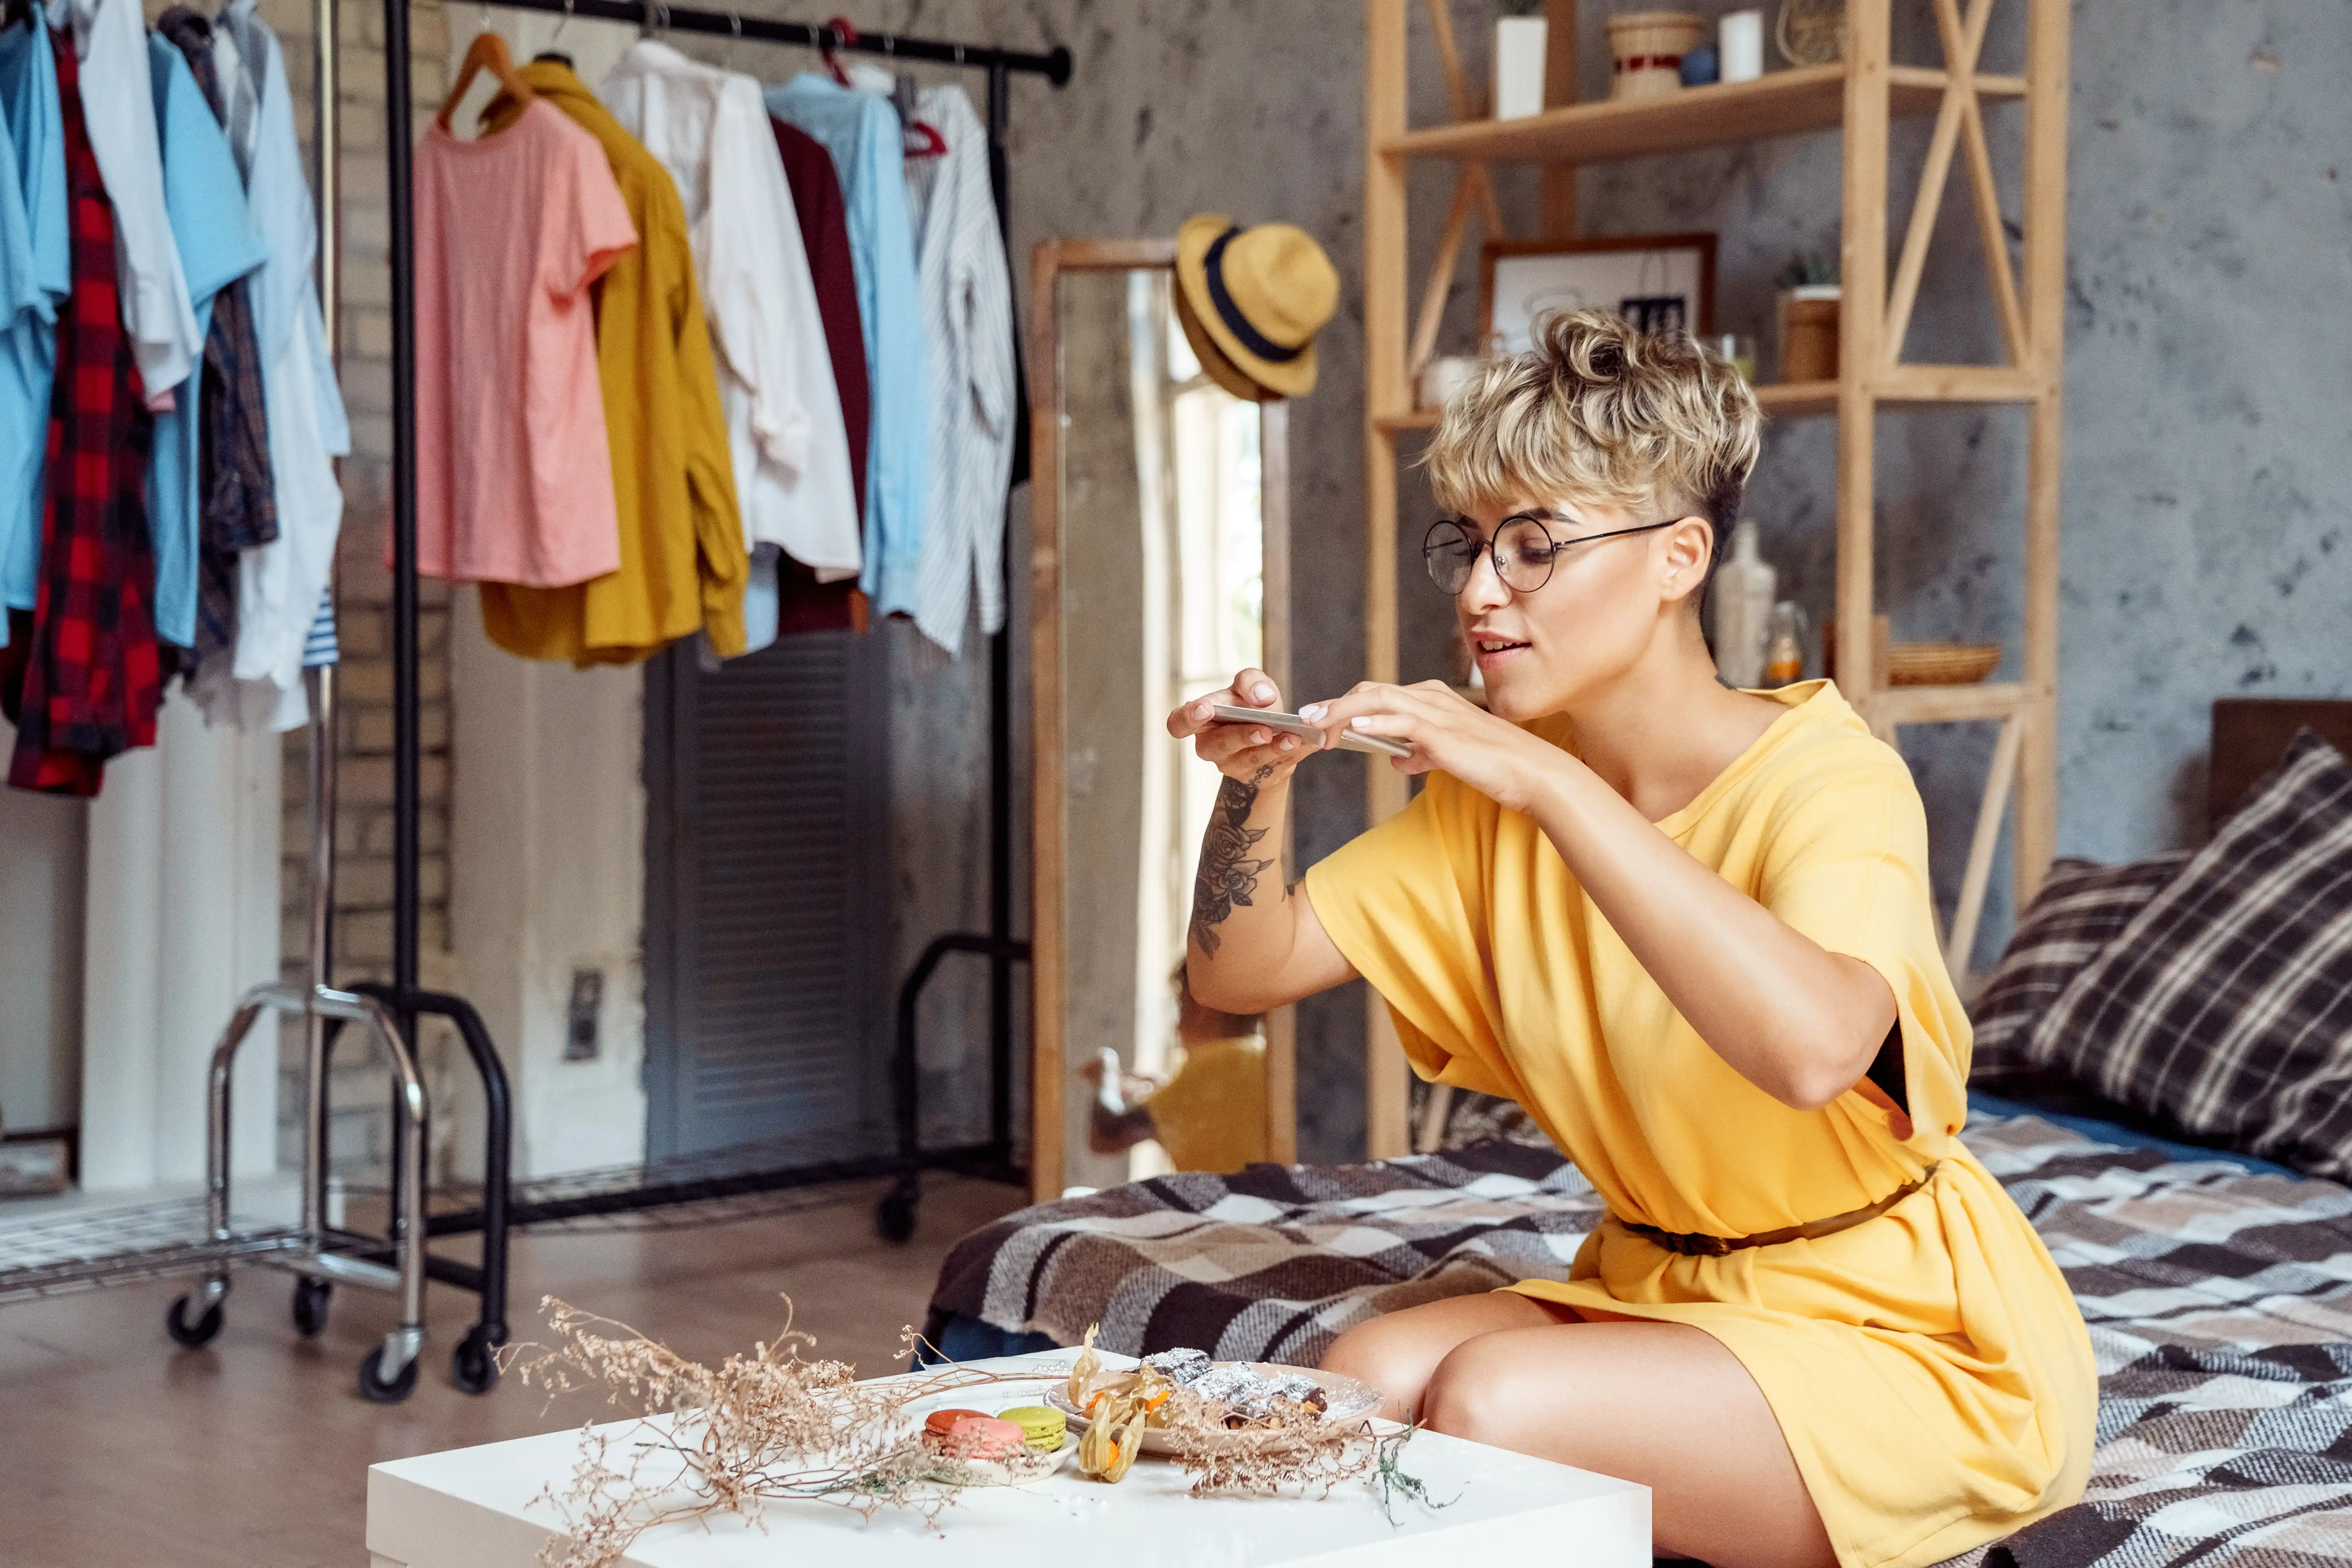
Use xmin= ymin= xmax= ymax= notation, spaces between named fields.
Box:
xmin=300 ymin=586 xmax=335 ymax=667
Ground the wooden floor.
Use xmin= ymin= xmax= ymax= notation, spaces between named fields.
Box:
xmin=0 ymin=1174 xmax=1026 ymax=1566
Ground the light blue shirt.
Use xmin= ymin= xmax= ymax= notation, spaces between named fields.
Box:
xmin=146 ymin=36 xmax=266 ymax=651
xmin=0 ymin=13 xmax=67 ymax=644
xmin=766 ymin=73 xmax=929 ymax=619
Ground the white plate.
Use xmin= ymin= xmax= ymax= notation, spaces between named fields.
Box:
xmin=922 ymin=1432 xmax=1075 ymax=1487
xmin=902 ymin=1387 xmax=1078 ymax=1487
xmin=1046 ymin=1361 xmax=1381 ymax=1455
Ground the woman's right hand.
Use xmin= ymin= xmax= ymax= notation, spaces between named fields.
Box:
xmin=1165 ymin=666 xmax=1319 ymax=786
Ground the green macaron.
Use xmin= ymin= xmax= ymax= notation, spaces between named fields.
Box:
xmin=997 ymin=1404 xmax=1067 ymax=1452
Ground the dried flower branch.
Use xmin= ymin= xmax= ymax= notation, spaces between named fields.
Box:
xmin=1164 ymin=1395 xmax=1379 ymax=1498
xmin=499 ymin=1295 xmax=1066 ymax=1568
xmin=496 ymin=1297 xmax=1447 ymax=1567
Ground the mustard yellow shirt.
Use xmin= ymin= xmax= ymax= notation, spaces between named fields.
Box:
xmin=478 ymin=64 xmax=747 ymax=665
xmin=1145 ymin=1036 xmax=1267 ymax=1175
xmin=1303 ymin=681 xmax=2095 ymax=1568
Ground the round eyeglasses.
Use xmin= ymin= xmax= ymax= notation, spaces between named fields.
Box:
xmin=1421 ymin=512 xmax=1681 ymax=596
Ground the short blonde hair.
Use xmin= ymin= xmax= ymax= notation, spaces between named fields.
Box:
xmin=1423 ymin=309 xmax=1761 ymax=541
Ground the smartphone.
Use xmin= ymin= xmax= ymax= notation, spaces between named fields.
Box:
xmin=1206 ymin=704 xmax=1412 ymax=758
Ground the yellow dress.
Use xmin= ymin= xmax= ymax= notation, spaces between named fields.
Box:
xmin=1145 ymin=1036 xmax=1268 ymax=1174
xmin=1302 ymin=681 xmax=2095 ymax=1568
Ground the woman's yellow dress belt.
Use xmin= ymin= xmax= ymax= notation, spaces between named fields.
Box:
xmin=1612 ymin=1163 xmax=1942 ymax=1258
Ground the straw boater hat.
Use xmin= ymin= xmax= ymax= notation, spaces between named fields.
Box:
xmin=1174 ymin=216 xmax=1340 ymax=402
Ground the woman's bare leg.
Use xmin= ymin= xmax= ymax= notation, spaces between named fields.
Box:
xmin=1324 ymin=1296 xmax=1835 ymax=1568
xmin=1321 ymin=1290 xmax=1563 ymax=1422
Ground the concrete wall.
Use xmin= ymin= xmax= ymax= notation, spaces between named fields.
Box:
xmin=277 ymin=0 xmax=2348 ymax=1172
xmin=827 ymin=0 xmax=2350 ymax=1161
xmin=770 ymin=0 xmax=1471 ymax=1163
xmin=1577 ymin=0 xmax=2352 ymax=966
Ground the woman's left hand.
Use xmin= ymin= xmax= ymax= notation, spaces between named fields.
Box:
xmin=1300 ymin=681 xmax=1559 ymax=814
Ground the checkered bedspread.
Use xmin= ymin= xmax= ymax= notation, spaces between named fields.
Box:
xmin=929 ymin=1115 xmax=2352 ymax=1567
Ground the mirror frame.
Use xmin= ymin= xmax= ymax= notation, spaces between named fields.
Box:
xmin=1027 ymin=237 xmax=1296 ymax=1203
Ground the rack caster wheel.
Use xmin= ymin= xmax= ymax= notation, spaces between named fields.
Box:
xmin=875 ymin=1181 xmax=918 ymax=1243
xmin=166 ymin=1293 xmax=225 ymax=1348
xmin=359 ymin=1342 xmax=421 ymax=1404
xmin=291 ymin=1277 xmax=332 ymax=1338
xmin=452 ymin=1329 xmax=499 ymax=1395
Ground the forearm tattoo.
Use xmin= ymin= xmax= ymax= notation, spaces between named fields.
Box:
xmin=1189 ymin=768 xmax=1279 ymax=957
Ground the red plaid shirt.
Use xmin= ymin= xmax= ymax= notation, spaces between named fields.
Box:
xmin=3 ymin=33 xmax=163 ymax=796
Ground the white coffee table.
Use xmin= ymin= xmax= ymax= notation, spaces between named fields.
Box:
xmin=367 ymin=1353 xmax=1649 ymax=1568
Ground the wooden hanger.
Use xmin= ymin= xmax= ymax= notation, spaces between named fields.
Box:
xmin=436 ymin=27 xmax=533 ymax=133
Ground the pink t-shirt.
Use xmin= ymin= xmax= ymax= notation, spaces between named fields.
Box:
xmin=409 ymin=99 xmax=637 ymax=586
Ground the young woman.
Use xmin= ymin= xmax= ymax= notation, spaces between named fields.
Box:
xmin=1167 ymin=312 xmax=2094 ymax=1568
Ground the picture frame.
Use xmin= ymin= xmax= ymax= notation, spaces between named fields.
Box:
xmin=1480 ymin=233 xmax=1718 ymax=354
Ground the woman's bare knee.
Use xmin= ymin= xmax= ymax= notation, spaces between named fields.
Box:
xmin=1319 ymin=1314 xmax=1430 ymax=1422
xmin=1418 ymin=1330 xmax=1527 ymax=1448
xmin=1321 ymin=1291 xmax=1560 ymax=1423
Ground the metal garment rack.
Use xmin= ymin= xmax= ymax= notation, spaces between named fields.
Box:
xmin=0 ymin=0 xmax=461 ymax=1406
xmin=0 ymin=0 xmax=472 ymax=1407
xmin=0 ymin=2 xmax=1063 ymax=1406
xmin=360 ymin=0 xmax=1067 ymax=1319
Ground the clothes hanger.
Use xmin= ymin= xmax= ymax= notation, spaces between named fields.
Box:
xmin=818 ymin=14 xmax=855 ymax=86
xmin=876 ymin=33 xmax=947 ymax=157
xmin=903 ymin=113 xmax=948 ymax=159
xmin=718 ymin=6 xmax=740 ymax=70
xmin=437 ymin=19 xmax=533 ymax=132
xmin=531 ymin=0 xmax=574 ymax=71
xmin=639 ymin=0 xmax=668 ymax=40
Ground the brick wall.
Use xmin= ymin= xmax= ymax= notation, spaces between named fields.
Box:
xmin=259 ymin=0 xmax=457 ymax=1174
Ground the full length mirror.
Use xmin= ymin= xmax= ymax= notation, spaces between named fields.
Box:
xmin=1030 ymin=240 xmax=1294 ymax=1201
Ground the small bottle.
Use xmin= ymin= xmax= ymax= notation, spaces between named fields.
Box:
xmin=1763 ymin=600 xmax=1808 ymax=687
xmin=1709 ymin=520 xmax=1776 ymax=687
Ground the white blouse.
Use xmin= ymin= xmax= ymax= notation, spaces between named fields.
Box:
xmin=903 ymin=83 xmax=1015 ymax=656
xmin=49 ymin=0 xmax=200 ymax=400
xmin=199 ymin=0 xmax=348 ymax=732
xmin=601 ymin=41 xmax=859 ymax=653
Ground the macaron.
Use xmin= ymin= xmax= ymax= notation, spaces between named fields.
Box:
xmin=943 ymin=1415 xmax=1028 ymax=1460
xmin=996 ymin=1404 xmax=1066 ymax=1452
xmin=923 ymin=1407 xmax=990 ymax=1441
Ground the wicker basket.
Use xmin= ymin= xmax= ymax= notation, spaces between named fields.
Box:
xmin=1608 ymin=11 xmax=1705 ymax=100
xmin=1824 ymin=618 xmax=2003 ymax=688
xmin=1779 ymin=287 xmax=1840 ymax=382
xmin=1886 ymin=643 xmax=2002 ymax=687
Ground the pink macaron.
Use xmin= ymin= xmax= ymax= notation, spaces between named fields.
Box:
xmin=942 ymin=1414 xmax=1028 ymax=1460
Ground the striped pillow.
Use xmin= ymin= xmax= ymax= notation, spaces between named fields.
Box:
xmin=2024 ymin=731 xmax=2352 ymax=1178
xmin=1969 ymin=852 xmax=2192 ymax=1076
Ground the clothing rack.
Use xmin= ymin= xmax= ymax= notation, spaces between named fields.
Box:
xmin=0 ymin=0 xmax=1062 ymax=1406
xmin=355 ymin=0 xmax=1067 ymax=1380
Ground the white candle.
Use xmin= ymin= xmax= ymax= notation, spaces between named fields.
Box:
xmin=1493 ymin=16 xmax=1549 ymax=119
xmin=1719 ymin=9 xmax=1765 ymax=83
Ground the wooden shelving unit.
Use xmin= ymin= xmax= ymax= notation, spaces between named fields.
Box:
xmin=1359 ymin=0 xmax=2070 ymax=1157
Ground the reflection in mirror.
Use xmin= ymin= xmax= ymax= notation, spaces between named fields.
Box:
xmin=1053 ymin=266 xmax=1283 ymax=1192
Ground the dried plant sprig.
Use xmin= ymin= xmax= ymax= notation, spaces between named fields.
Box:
xmin=496 ymin=1297 xmax=1447 ymax=1567
xmin=1372 ymin=1422 xmax=1462 ymax=1525
xmin=1164 ymin=1397 xmax=1381 ymax=1498
xmin=498 ymin=1295 xmax=1070 ymax=1568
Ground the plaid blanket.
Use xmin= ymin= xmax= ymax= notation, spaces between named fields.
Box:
xmin=930 ymin=1115 xmax=2352 ymax=1567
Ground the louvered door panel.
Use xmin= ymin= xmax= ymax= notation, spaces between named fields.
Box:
xmin=643 ymin=632 xmax=889 ymax=1161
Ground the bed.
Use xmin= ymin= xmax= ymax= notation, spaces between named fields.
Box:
xmin=925 ymin=702 xmax=2352 ymax=1566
